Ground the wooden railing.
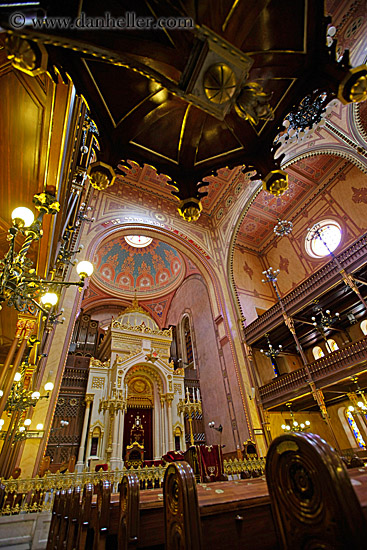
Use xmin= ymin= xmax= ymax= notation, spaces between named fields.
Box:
xmin=259 ymin=337 xmax=367 ymax=404
xmin=0 ymin=457 xmax=265 ymax=515
xmin=244 ymin=233 xmax=367 ymax=344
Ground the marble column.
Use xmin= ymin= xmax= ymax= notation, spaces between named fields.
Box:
xmin=110 ymin=409 xmax=121 ymax=471
xmin=166 ymin=393 xmax=174 ymax=451
xmin=160 ymin=396 xmax=166 ymax=455
xmin=76 ymin=394 xmax=94 ymax=472
xmin=116 ymin=408 xmax=125 ymax=469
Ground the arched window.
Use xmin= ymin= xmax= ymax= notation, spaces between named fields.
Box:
xmin=345 ymin=409 xmax=366 ymax=448
xmin=326 ymin=339 xmax=339 ymax=353
xmin=312 ymin=346 xmax=324 ymax=360
xmin=360 ymin=320 xmax=367 ymax=335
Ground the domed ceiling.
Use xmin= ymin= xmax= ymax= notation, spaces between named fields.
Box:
xmin=93 ymin=235 xmax=185 ymax=298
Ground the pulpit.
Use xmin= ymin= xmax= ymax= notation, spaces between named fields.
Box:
xmin=184 ymin=445 xmax=227 ymax=482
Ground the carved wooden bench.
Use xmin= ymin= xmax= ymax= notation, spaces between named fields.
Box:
xmin=266 ymin=432 xmax=367 ymax=549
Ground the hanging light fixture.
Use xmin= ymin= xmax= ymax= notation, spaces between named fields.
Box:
xmin=281 ymin=403 xmax=311 ymax=433
xmin=273 ymin=218 xmax=293 ymax=237
xmin=260 ymin=333 xmax=282 ymax=377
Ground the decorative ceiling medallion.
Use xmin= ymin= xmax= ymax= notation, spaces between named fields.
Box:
xmin=124 ymin=236 xmax=153 ymax=248
xmin=93 ymin=235 xmax=185 ymax=298
xmin=180 ymin=26 xmax=253 ymax=120
xmin=203 ymin=64 xmax=237 ymax=104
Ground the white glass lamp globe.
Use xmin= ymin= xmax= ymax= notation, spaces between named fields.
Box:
xmin=44 ymin=381 xmax=54 ymax=392
xmin=40 ymin=292 xmax=59 ymax=308
xmin=11 ymin=207 xmax=34 ymax=228
xmin=76 ymin=260 xmax=94 ymax=278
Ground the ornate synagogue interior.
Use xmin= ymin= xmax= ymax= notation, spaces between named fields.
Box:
xmin=1 ymin=0 xmax=367 ymax=543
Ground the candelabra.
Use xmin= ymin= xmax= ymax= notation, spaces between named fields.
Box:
xmin=311 ymin=304 xmax=340 ymax=353
xmin=0 ymin=193 xmax=94 ymax=317
xmin=273 ymin=218 xmax=293 ymax=237
xmin=4 ymin=369 xmax=53 ymax=414
xmin=0 ymin=355 xmax=54 ymax=477
xmin=177 ymin=388 xmax=202 ymax=446
xmin=307 ymin=223 xmax=367 ymax=312
xmin=260 ymin=333 xmax=282 ymax=376
xmin=281 ymin=403 xmax=311 ymax=433
xmin=99 ymin=388 xmax=128 ymax=415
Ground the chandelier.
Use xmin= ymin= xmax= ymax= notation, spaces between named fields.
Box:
xmin=273 ymin=218 xmax=293 ymax=237
xmin=275 ymin=91 xmax=331 ymax=145
xmin=0 ymin=193 xmax=94 ymax=317
xmin=260 ymin=333 xmax=282 ymax=377
xmin=281 ymin=403 xmax=311 ymax=433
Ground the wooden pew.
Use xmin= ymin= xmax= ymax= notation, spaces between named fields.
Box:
xmin=57 ymin=487 xmax=73 ymax=549
xmin=164 ymin=461 xmax=202 ymax=549
xmin=75 ymin=483 xmax=94 ymax=550
xmin=49 ymin=454 xmax=367 ymax=550
xmin=47 ymin=488 xmax=67 ymax=550
xmin=93 ymin=479 xmax=112 ymax=550
xmin=266 ymin=432 xmax=367 ymax=549
xmin=46 ymin=489 xmax=61 ymax=550
xmin=65 ymin=485 xmax=82 ymax=550
xmin=164 ymin=461 xmax=278 ymax=550
xmin=118 ymin=473 xmax=140 ymax=550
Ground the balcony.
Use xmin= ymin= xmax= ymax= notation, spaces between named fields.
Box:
xmin=244 ymin=232 xmax=367 ymax=345
xmin=259 ymin=336 xmax=367 ymax=408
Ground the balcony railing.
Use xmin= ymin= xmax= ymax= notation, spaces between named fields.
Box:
xmin=244 ymin=233 xmax=367 ymax=344
xmin=259 ymin=336 xmax=367 ymax=405
xmin=0 ymin=457 xmax=266 ymax=515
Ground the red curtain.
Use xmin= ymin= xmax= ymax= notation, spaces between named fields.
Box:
xmin=123 ymin=407 xmax=153 ymax=461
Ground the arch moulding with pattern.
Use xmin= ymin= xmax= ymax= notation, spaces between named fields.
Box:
xmin=227 ymin=146 xmax=367 ymax=327
xmin=82 ymin=219 xmax=223 ymax=320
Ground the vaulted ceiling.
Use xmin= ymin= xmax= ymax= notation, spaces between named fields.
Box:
xmin=2 ymin=0 xmax=364 ymax=209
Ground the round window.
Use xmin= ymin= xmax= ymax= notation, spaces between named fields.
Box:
xmin=124 ymin=235 xmax=153 ymax=248
xmin=305 ymin=220 xmax=342 ymax=258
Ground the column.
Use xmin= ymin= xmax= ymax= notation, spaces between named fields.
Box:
xmin=76 ymin=394 xmax=94 ymax=472
xmin=116 ymin=408 xmax=125 ymax=469
xmin=153 ymin=403 xmax=160 ymax=459
xmin=160 ymin=396 xmax=166 ymax=455
xmin=166 ymin=393 xmax=174 ymax=451
xmin=110 ymin=407 xmax=120 ymax=470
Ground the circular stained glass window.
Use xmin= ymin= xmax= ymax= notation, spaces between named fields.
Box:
xmin=124 ymin=235 xmax=153 ymax=248
xmin=305 ymin=220 xmax=342 ymax=258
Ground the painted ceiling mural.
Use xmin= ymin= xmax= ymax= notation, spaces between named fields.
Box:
xmin=235 ymin=155 xmax=349 ymax=251
xmin=93 ymin=235 xmax=185 ymax=297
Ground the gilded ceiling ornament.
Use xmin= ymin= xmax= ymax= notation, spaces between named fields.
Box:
xmin=177 ymin=198 xmax=202 ymax=222
xmin=5 ymin=35 xmax=48 ymax=77
xmin=262 ymin=170 xmax=288 ymax=197
xmin=337 ymin=65 xmax=367 ymax=104
xmin=87 ymin=161 xmax=116 ymax=191
xmin=234 ymin=82 xmax=274 ymax=125
xmin=203 ymin=63 xmax=237 ymax=104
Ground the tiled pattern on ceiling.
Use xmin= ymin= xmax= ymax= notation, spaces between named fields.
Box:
xmin=236 ymin=156 xmax=346 ymax=250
